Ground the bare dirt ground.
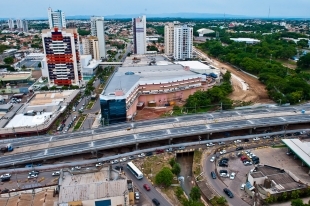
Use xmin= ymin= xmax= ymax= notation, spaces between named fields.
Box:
xmin=135 ymin=107 xmax=171 ymax=121
xmin=197 ymin=48 xmax=273 ymax=104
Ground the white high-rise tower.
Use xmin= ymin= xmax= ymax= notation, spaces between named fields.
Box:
xmin=132 ymin=15 xmax=146 ymax=55
xmin=47 ymin=7 xmax=66 ymax=29
xmin=173 ymin=25 xmax=193 ymax=60
xmin=90 ymin=16 xmax=106 ymax=59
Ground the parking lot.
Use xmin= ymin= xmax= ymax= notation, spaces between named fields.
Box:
xmin=215 ymin=145 xmax=310 ymax=202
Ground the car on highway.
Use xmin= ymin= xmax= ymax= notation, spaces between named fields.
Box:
xmin=253 ymin=137 xmax=260 ymax=141
xmin=143 ymin=184 xmax=151 ymax=191
xmin=230 ymin=172 xmax=236 ymax=180
xmin=145 ymin=152 xmax=153 ymax=156
xmin=210 ymin=156 xmax=215 ymax=162
xmin=219 ymin=150 xmax=226 ymax=155
xmin=28 ymin=174 xmax=38 ymax=179
xmin=155 ymin=149 xmax=164 ymax=154
xmin=0 ymin=173 xmax=11 ymax=179
xmin=28 ymin=171 xmax=39 ymax=175
xmin=115 ymin=166 xmax=124 ymax=171
xmin=119 ymin=157 xmax=127 ymax=162
xmin=138 ymin=153 xmax=145 ymax=158
xmin=166 ymin=148 xmax=173 ymax=152
xmin=1 ymin=176 xmax=10 ymax=182
xmin=234 ymin=140 xmax=242 ymax=144
xmin=152 ymin=198 xmax=160 ymax=206
xmin=244 ymin=139 xmax=249 ymax=142
xmin=206 ymin=142 xmax=215 ymax=147
xmin=263 ymin=135 xmax=270 ymax=139
xmin=95 ymin=163 xmax=103 ymax=167
xmin=223 ymin=188 xmax=234 ymax=198
xmin=218 ymin=141 xmax=225 ymax=145
xmin=52 ymin=171 xmax=60 ymax=176
xmin=236 ymin=146 xmax=244 ymax=151
xmin=211 ymin=171 xmax=216 ymax=179
xmin=71 ymin=166 xmax=81 ymax=170
xmin=178 ymin=146 xmax=185 ymax=150
xmin=128 ymin=155 xmax=135 ymax=160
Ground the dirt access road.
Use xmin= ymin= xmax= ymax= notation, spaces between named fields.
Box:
xmin=196 ymin=48 xmax=272 ymax=104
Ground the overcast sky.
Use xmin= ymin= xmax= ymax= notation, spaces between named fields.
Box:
xmin=1 ymin=0 xmax=309 ymax=18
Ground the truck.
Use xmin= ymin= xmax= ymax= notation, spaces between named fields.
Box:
xmin=0 ymin=144 xmax=14 ymax=153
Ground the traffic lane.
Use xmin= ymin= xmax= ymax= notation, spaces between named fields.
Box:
xmin=79 ymin=117 xmax=94 ymax=130
xmin=123 ymin=164 xmax=172 ymax=206
xmin=205 ymin=156 xmax=249 ymax=206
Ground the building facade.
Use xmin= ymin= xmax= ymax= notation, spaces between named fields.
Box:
xmin=132 ymin=15 xmax=146 ymax=55
xmin=7 ymin=19 xmax=14 ymax=30
xmin=47 ymin=7 xmax=66 ymax=29
xmin=174 ymin=25 xmax=193 ymax=60
xmin=41 ymin=28 xmax=82 ymax=86
xmin=16 ymin=19 xmax=28 ymax=32
xmin=90 ymin=16 xmax=106 ymax=59
xmin=82 ymin=36 xmax=100 ymax=60
xmin=164 ymin=23 xmax=175 ymax=56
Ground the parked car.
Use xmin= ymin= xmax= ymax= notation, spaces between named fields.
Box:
xmin=145 ymin=152 xmax=153 ymax=156
xmin=135 ymin=192 xmax=140 ymax=200
xmin=152 ymin=198 xmax=160 ymax=206
xmin=241 ymin=184 xmax=245 ymax=190
xmin=206 ymin=142 xmax=215 ymax=147
xmin=224 ymin=188 xmax=234 ymax=198
xmin=220 ymin=158 xmax=229 ymax=162
xmin=95 ymin=163 xmax=103 ymax=167
xmin=210 ymin=156 xmax=215 ymax=162
xmin=155 ymin=149 xmax=164 ymax=154
xmin=115 ymin=166 xmax=123 ymax=171
xmin=143 ymin=184 xmax=151 ymax=191
xmin=0 ymin=173 xmax=11 ymax=179
xmin=220 ymin=150 xmax=226 ymax=155
xmin=234 ymin=140 xmax=242 ymax=144
xmin=220 ymin=173 xmax=229 ymax=177
xmin=253 ymin=137 xmax=260 ymax=141
xmin=218 ymin=142 xmax=225 ymax=145
xmin=138 ymin=153 xmax=145 ymax=158
xmin=244 ymin=139 xmax=249 ymax=142
xmin=230 ymin=172 xmax=236 ymax=180
xmin=166 ymin=148 xmax=173 ymax=152
xmin=119 ymin=157 xmax=127 ymax=162
xmin=211 ymin=171 xmax=217 ymax=179
xmin=236 ymin=146 xmax=244 ymax=151
xmin=128 ymin=155 xmax=135 ymax=160
xmin=178 ymin=146 xmax=185 ymax=150
xmin=263 ymin=135 xmax=270 ymax=139
xmin=219 ymin=162 xmax=228 ymax=167
xmin=1 ymin=176 xmax=10 ymax=182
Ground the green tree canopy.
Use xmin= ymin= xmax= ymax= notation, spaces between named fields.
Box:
xmin=3 ymin=57 xmax=14 ymax=64
xmin=171 ymin=163 xmax=181 ymax=176
xmin=189 ymin=186 xmax=201 ymax=201
xmin=155 ymin=167 xmax=173 ymax=188
xmin=297 ymin=53 xmax=310 ymax=69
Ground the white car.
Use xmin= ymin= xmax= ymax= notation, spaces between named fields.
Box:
xmin=234 ymin=140 xmax=242 ymax=144
xmin=210 ymin=156 xmax=215 ymax=162
xmin=178 ymin=146 xmax=185 ymax=150
xmin=263 ymin=135 xmax=270 ymax=139
xmin=241 ymin=184 xmax=245 ymax=190
xmin=220 ymin=173 xmax=229 ymax=178
xmin=52 ymin=171 xmax=60 ymax=176
xmin=253 ymin=137 xmax=260 ymax=141
xmin=0 ymin=173 xmax=11 ymax=179
xmin=243 ymin=161 xmax=252 ymax=166
xmin=119 ymin=158 xmax=127 ymax=162
xmin=95 ymin=163 xmax=103 ymax=167
xmin=230 ymin=172 xmax=236 ymax=180
xmin=206 ymin=143 xmax=215 ymax=147
xmin=138 ymin=153 xmax=145 ymax=158
xmin=220 ymin=150 xmax=227 ymax=155
xmin=28 ymin=174 xmax=38 ymax=179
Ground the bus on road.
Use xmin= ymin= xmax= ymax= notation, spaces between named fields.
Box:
xmin=127 ymin=162 xmax=143 ymax=179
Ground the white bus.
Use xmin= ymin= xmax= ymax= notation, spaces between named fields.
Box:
xmin=127 ymin=162 xmax=143 ymax=179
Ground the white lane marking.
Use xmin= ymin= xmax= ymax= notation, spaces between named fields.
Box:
xmin=235 ymin=111 xmax=241 ymax=115
xmin=167 ymin=129 xmax=171 ymax=134
xmin=90 ymin=142 xmax=94 ymax=147
xmin=134 ymin=134 xmax=138 ymax=139
xmin=175 ymin=118 xmax=179 ymax=122
xmin=247 ymin=120 xmax=254 ymax=124
xmin=279 ymin=117 xmax=286 ymax=121
xmin=49 ymin=136 xmax=53 ymax=141
xmin=44 ymin=149 xmax=48 ymax=155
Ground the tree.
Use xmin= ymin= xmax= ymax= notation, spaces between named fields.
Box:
xmin=182 ymin=199 xmax=204 ymax=206
xmin=291 ymin=198 xmax=304 ymax=206
xmin=3 ymin=57 xmax=14 ymax=64
xmin=171 ymin=163 xmax=181 ymax=176
xmin=155 ymin=167 xmax=173 ymax=188
xmin=291 ymin=190 xmax=301 ymax=199
xmin=21 ymin=65 xmax=26 ymax=70
xmin=189 ymin=186 xmax=201 ymax=201
xmin=175 ymin=186 xmax=183 ymax=199
xmin=297 ymin=39 xmax=308 ymax=48
xmin=297 ymin=53 xmax=310 ymax=69
xmin=169 ymin=158 xmax=176 ymax=167
xmin=37 ymin=62 xmax=41 ymax=68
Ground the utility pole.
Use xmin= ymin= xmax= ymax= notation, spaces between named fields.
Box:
xmin=220 ymin=102 xmax=223 ymax=113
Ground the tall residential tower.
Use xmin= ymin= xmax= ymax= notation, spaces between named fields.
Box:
xmin=164 ymin=23 xmax=175 ymax=56
xmin=90 ymin=16 xmax=106 ymax=59
xmin=8 ymin=19 xmax=14 ymax=30
xmin=132 ymin=15 xmax=146 ymax=55
xmin=16 ymin=19 xmax=28 ymax=32
xmin=41 ymin=28 xmax=82 ymax=86
xmin=48 ymin=7 xmax=66 ymax=29
xmin=173 ymin=25 xmax=193 ymax=60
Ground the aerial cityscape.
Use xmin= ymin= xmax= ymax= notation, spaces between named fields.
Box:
xmin=0 ymin=1 xmax=310 ymax=206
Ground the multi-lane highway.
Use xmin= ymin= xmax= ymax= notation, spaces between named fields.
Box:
xmin=1 ymin=105 xmax=310 ymax=166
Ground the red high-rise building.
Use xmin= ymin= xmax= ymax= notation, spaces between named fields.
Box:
xmin=42 ymin=28 xmax=82 ymax=86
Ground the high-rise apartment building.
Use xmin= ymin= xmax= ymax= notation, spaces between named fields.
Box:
xmin=90 ymin=16 xmax=106 ymax=59
xmin=132 ymin=15 xmax=146 ymax=55
xmin=16 ymin=19 xmax=28 ymax=32
xmin=41 ymin=28 xmax=82 ymax=86
xmin=8 ymin=19 xmax=14 ymax=30
xmin=48 ymin=7 xmax=66 ymax=29
xmin=82 ymin=36 xmax=100 ymax=60
xmin=164 ymin=23 xmax=175 ymax=56
xmin=173 ymin=25 xmax=193 ymax=60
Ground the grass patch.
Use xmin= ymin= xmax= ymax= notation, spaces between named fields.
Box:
xmin=193 ymin=150 xmax=203 ymax=176
xmin=73 ymin=115 xmax=86 ymax=131
xmin=272 ymin=144 xmax=287 ymax=148
xmin=86 ymin=100 xmax=95 ymax=109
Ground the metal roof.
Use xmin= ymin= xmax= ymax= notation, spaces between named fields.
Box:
xmin=282 ymin=139 xmax=310 ymax=168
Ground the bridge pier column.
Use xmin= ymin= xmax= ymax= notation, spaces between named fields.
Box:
xmin=206 ymin=134 xmax=210 ymax=140
xmin=135 ymin=143 xmax=139 ymax=150
xmin=169 ymin=138 xmax=173 ymax=145
xmin=249 ymin=128 xmax=252 ymax=135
